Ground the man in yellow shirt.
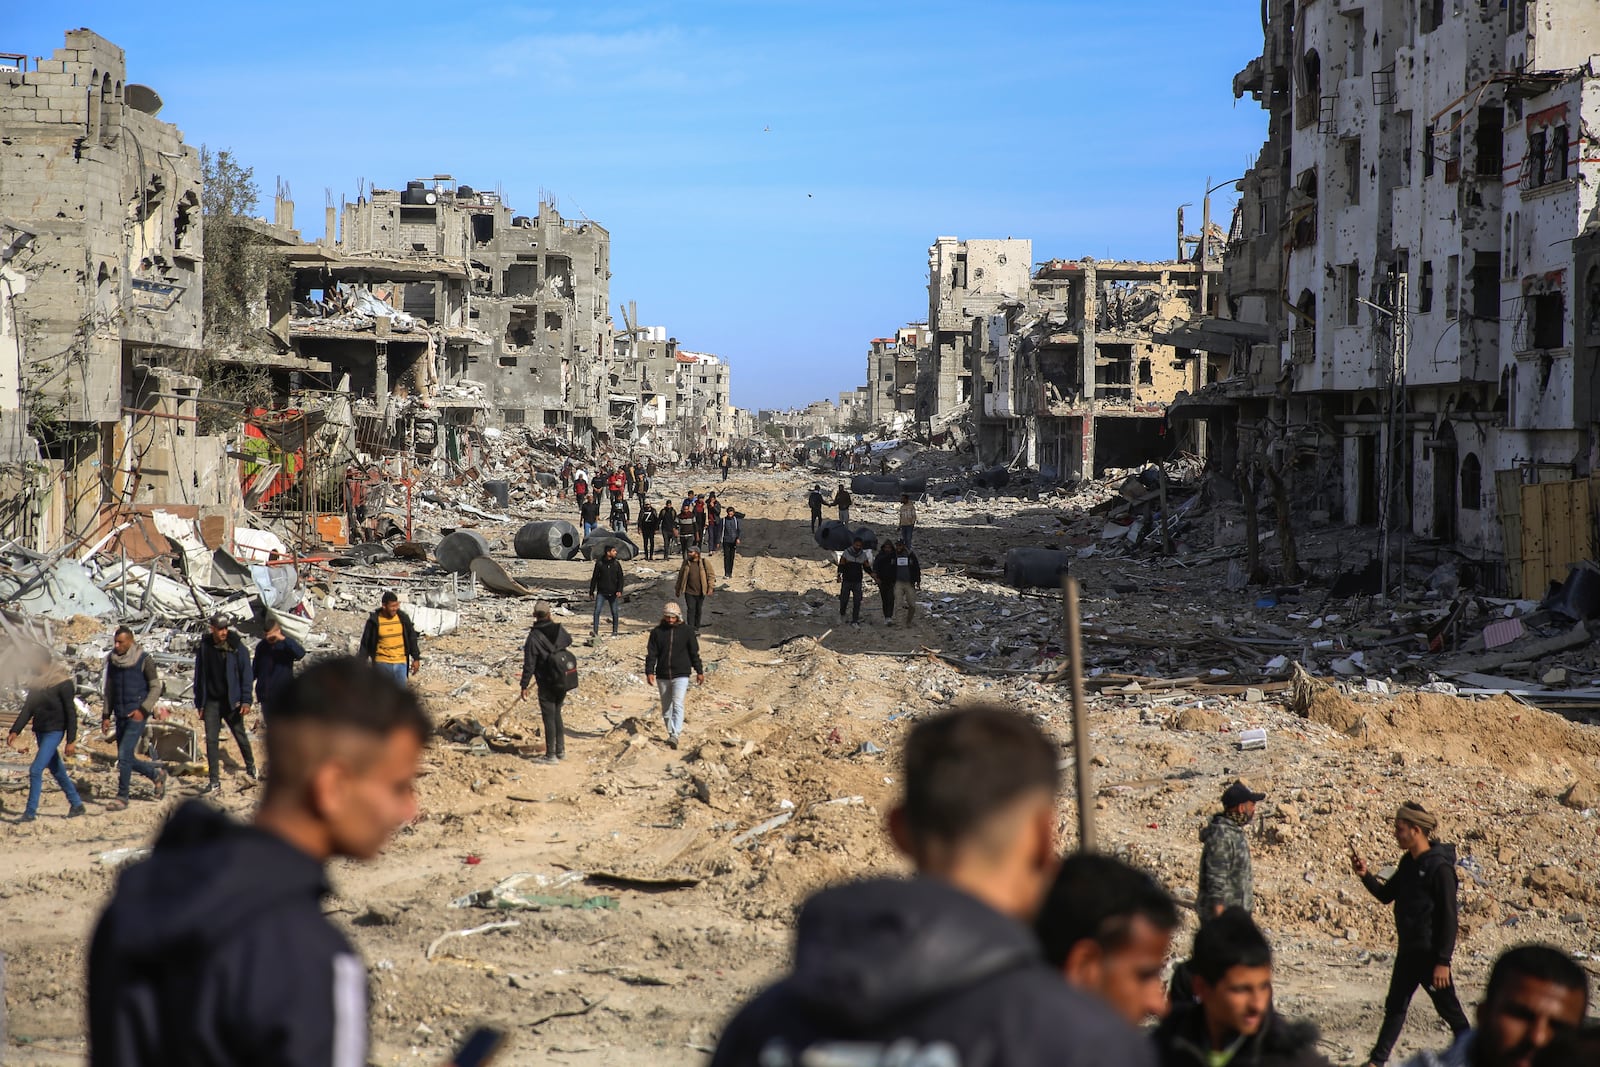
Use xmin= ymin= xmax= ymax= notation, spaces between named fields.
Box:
xmin=359 ymin=591 xmax=421 ymax=685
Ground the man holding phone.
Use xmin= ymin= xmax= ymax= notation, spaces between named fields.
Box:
xmin=1351 ymin=802 xmax=1471 ymax=1067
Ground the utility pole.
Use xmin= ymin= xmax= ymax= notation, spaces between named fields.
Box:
xmin=1378 ymin=274 xmax=1408 ymax=599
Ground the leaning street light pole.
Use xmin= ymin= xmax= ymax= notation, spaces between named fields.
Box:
xmin=1194 ymin=175 xmax=1245 ymax=462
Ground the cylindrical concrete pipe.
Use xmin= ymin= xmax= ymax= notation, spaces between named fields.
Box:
xmin=852 ymin=527 xmax=879 ymax=550
xmin=435 ymin=530 xmax=492 ymax=574
xmin=850 ymin=474 xmax=928 ymax=497
xmin=973 ymin=465 xmax=1011 ymax=490
xmin=581 ymin=533 xmax=639 ymax=561
xmin=515 ymin=520 xmax=581 ymax=561
xmin=814 ymin=520 xmax=855 ymax=552
xmin=1003 ymin=547 xmax=1072 ymax=589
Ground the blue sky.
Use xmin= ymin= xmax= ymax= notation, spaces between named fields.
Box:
xmin=12 ymin=2 xmax=1269 ymax=410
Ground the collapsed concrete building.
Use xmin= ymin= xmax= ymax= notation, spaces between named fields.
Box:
xmin=1175 ymin=0 xmax=1600 ymax=594
xmin=0 ymin=30 xmax=232 ymax=549
xmin=865 ymin=324 xmax=928 ymax=433
xmin=916 ymin=232 xmax=1218 ymax=478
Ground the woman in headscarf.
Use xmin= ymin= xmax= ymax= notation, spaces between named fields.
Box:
xmin=6 ymin=656 xmax=86 ymax=822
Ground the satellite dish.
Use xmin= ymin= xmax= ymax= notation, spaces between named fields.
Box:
xmin=424 ymin=191 xmax=438 ymax=205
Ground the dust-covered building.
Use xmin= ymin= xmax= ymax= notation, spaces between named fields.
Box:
xmin=0 ymin=30 xmax=231 ymax=546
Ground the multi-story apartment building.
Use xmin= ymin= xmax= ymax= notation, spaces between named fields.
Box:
xmin=1190 ymin=0 xmax=1600 ymax=585
xmin=866 ymin=324 xmax=927 ymax=431
xmin=923 ymin=238 xmax=1032 ymax=420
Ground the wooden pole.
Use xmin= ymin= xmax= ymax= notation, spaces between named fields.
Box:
xmin=1158 ymin=467 xmax=1174 ymax=556
xmin=1062 ymin=575 xmax=1097 ymax=852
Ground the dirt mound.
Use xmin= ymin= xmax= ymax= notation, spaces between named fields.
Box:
xmin=1291 ymin=667 xmax=1600 ymax=790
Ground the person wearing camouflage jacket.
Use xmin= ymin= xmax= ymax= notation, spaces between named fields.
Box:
xmin=1198 ymin=780 xmax=1265 ymax=918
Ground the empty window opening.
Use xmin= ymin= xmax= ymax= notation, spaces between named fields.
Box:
xmin=1423 ymin=124 xmax=1436 ymax=177
xmin=1528 ymin=128 xmax=1548 ymax=187
xmin=503 ymin=408 xmax=525 ymax=425
xmin=1137 ymin=358 xmax=1153 ymax=385
xmin=1342 ymin=139 xmax=1361 ymax=205
xmin=503 ymin=264 xmax=538 ymax=297
xmin=1472 ymin=252 xmax=1499 ymax=320
xmin=1460 ymin=453 xmax=1482 ymax=510
xmin=1551 ymin=125 xmax=1570 ymax=182
xmin=1419 ymin=261 xmax=1435 ymax=314
xmin=1475 ymin=107 xmax=1503 ymax=176
xmin=499 ymin=356 xmax=518 ymax=368
xmin=471 ymin=214 xmax=494 ymax=245
xmin=1345 ymin=11 xmax=1364 ymax=77
xmin=1531 ymin=291 xmax=1565 ymax=349
xmin=544 ymin=311 xmax=563 ymax=332
xmin=1446 ymin=255 xmax=1460 ymax=320
xmin=1340 ymin=263 xmax=1360 ymax=325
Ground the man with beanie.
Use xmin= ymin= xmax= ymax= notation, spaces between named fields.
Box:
xmin=519 ymin=601 xmax=575 ymax=764
xmin=102 ymin=625 xmax=167 ymax=810
xmin=193 ymin=614 xmax=256 ymax=794
xmin=644 ymin=601 xmax=703 ymax=749
xmin=1353 ymin=802 xmax=1470 ymax=1066
xmin=1200 ymin=780 xmax=1264 ymax=918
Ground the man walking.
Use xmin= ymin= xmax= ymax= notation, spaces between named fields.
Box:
xmin=711 ymin=705 xmax=1154 ymax=1067
xmin=589 ymin=543 xmax=625 ymax=639
xmin=609 ymin=493 xmax=631 ymax=535
xmin=1353 ymin=802 xmax=1471 ymax=1067
xmin=692 ymin=493 xmax=708 ymax=547
xmin=898 ymin=492 xmax=918 ymax=547
xmin=8 ymin=657 xmax=85 ymax=821
xmin=102 ymin=625 xmax=166 ymax=811
xmin=359 ymin=591 xmax=420 ymax=686
xmin=706 ymin=492 xmax=723 ymax=551
xmin=252 ymin=617 xmax=305 ymax=722
xmin=890 ymin=538 xmax=922 ymax=625
xmin=1398 ymin=944 xmax=1589 ymax=1067
xmin=675 ymin=546 xmax=716 ymax=630
xmin=872 ymin=541 xmax=899 ymax=622
xmin=720 ymin=507 xmax=742 ymax=580
xmin=579 ymin=493 xmax=601 ymax=538
xmin=807 ymin=484 xmax=825 ymax=533
xmin=89 ymin=657 xmax=431 ymax=1067
xmin=519 ymin=601 xmax=575 ymax=764
xmin=193 ymin=614 xmax=257 ymax=794
xmin=1200 ymin=780 xmax=1263 ymax=918
xmin=639 ymin=499 xmax=661 ymax=561
xmin=827 ymin=484 xmax=853 ymax=525
xmin=837 ymin=536 xmax=872 ymax=626
xmin=675 ymin=502 xmax=697 ymax=560
xmin=644 ymin=601 xmax=703 ymax=749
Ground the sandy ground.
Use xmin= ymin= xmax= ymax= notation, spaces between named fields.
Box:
xmin=3 ymin=463 xmax=1599 ymax=1064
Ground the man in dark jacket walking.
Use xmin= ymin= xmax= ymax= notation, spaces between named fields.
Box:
xmin=519 ymin=601 xmax=574 ymax=764
xmin=103 ymin=625 xmax=167 ymax=811
xmin=711 ymin=704 xmax=1154 ymax=1067
xmin=193 ymin=614 xmax=256 ymax=794
xmin=807 ymin=485 xmax=825 ymax=532
xmin=1353 ymin=802 xmax=1471 ymax=1066
xmin=675 ymin=547 xmax=716 ymax=630
xmin=639 ymin=501 xmax=661 ymax=560
xmin=837 ymin=537 xmax=872 ymax=625
xmin=7 ymin=657 xmax=85 ymax=821
xmin=1152 ymin=908 xmax=1330 ymax=1067
xmin=358 ymin=592 xmax=421 ymax=685
xmin=719 ymin=508 xmax=742 ymax=580
xmin=579 ymin=494 xmax=601 ymax=538
xmin=644 ymin=601 xmax=703 ymax=749
xmin=252 ymin=617 xmax=305 ymax=721
xmin=89 ymin=657 xmax=431 ymax=1067
xmin=589 ymin=543 xmax=626 ymax=638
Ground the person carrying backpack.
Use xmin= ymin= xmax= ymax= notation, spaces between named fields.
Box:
xmin=520 ymin=601 xmax=576 ymax=764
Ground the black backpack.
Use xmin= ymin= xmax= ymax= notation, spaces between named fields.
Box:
xmin=540 ymin=645 xmax=580 ymax=692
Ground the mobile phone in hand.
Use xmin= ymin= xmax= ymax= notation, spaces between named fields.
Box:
xmin=448 ymin=1027 xmax=505 ymax=1067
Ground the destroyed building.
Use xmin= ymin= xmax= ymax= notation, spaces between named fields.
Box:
xmin=0 ymin=30 xmax=233 ymax=548
xmin=332 ymin=184 xmax=612 ymax=436
xmin=917 ymin=232 xmax=1217 ymax=478
xmin=865 ymin=324 xmax=927 ymax=433
xmin=1176 ymin=0 xmax=1600 ymax=594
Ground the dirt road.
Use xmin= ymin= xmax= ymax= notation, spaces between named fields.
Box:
xmin=3 ymin=463 xmax=1597 ymax=1064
